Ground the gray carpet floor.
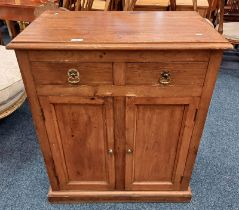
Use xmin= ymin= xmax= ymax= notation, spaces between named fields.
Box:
xmin=0 ymin=51 xmax=239 ymax=210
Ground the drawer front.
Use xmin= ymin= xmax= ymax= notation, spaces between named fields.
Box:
xmin=31 ymin=62 xmax=113 ymax=85
xmin=126 ymin=62 xmax=208 ymax=86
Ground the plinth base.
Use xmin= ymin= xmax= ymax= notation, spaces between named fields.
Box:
xmin=48 ymin=187 xmax=192 ymax=203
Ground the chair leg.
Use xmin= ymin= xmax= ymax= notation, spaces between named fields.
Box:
xmin=5 ymin=20 xmax=13 ymax=38
xmin=75 ymin=0 xmax=81 ymax=10
xmin=5 ymin=20 xmax=18 ymax=38
xmin=104 ymin=0 xmax=111 ymax=10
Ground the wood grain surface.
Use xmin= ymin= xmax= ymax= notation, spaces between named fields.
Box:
xmin=10 ymin=12 xmax=231 ymax=202
xmin=31 ymin=62 xmax=113 ymax=85
xmin=39 ymin=96 xmax=115 ymax=190
xmin=125 ymin=97 xmax=198 ymax=191
xmin=8 ymin=11 xmax=232 ymax=50
xmin=126 ymin=62 xmax=207 ymax=85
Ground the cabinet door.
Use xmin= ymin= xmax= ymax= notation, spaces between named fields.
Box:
xmin=39 ymin=96 xmax=115 ymax=190
xmin=125 ymin=97 xmax=199 ymax=191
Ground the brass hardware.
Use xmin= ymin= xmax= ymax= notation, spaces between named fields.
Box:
xmin=68 ymin=69 xmax=80 ymax=84
xmin=108 ymin=149 xmax=113 ymax=155
xmin=159 ymin=71 xmax=171 ymax=85
xmin=127 ymin=148 xmax=133 ymax=154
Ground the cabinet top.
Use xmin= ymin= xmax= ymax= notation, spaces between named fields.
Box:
xmin=8 ymin=11 xmax=232 ymax=50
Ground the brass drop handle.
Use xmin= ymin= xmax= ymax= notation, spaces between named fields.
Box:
xmin=108 ymin=149 xmax=113 ymax=155
xmin=127 ymin=148 xmax=133 ymax=154
xmin=68 ymin=69 xmax=80 ymax=84
xmin=159 ymin=71 xmax=171 ymax=85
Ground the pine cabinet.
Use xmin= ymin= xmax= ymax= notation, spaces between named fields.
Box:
xmin=9 ymin=11 xmax=231 ymax=202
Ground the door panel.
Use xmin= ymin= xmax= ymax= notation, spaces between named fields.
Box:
xmin=40 ymin=96 xmax=115 ymax=190
xmin=125 ymin=97 xmax=198 ymax=191
xmin=133 ymin=105 xmax=184 ymax=182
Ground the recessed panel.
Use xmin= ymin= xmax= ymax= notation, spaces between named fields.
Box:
xmin=133 ymin=104 xmax=184 ymax=182
xmin=55 ymin=104 xmax=108 ymax=182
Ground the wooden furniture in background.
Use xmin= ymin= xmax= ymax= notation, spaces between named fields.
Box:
xmin=124 ymin=0 xmax=137 ymax=10
xmin=34 ymin=0 xmax=61 ymax=17
xmin=176 ymin=0 xmax=209 ymax=17
xmin=92 ymin=0 xmax=109 ymax=10
xmin=207 ymin=0 xmax=218 ymax=21
xmin=0 ymin=0 xmax=43 ymax=37
xmin=63 ymin=0 xmax=111 ymax=10
xmin=0 ymin=0 xmax=59 ymax=37
xmin=205 ymin=0 xmax=239 ymax=45
xmin=124 ymin=0 xmax=207 ymax=15
xmin=75 ymin=0 xmax=94 ymax=10
xmin=0 ymin=0 xmax=44 ymax=22
xmin=124 ymin=0 xmax=182 ymax=10
xmin=224 ymin=0 xmax=239 ymax=21
xmin=133 ymin=0 xmax=170 ymax=11
xmin=8 ymin=11 xmax=232 ymax=202
xmin=221 ymin=0 xmax=239 ymax=45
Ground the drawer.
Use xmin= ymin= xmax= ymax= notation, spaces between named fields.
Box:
xmin=126 ymin=62 xmax=208 ymax=86
xmin=31 ymin=62 xmax=113 ymax=85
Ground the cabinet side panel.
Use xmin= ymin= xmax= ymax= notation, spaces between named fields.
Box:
xmin=181 ymin=51 xmax=223 ymax=189
xmin=15 ymin=50 xmax=59 ymax=190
